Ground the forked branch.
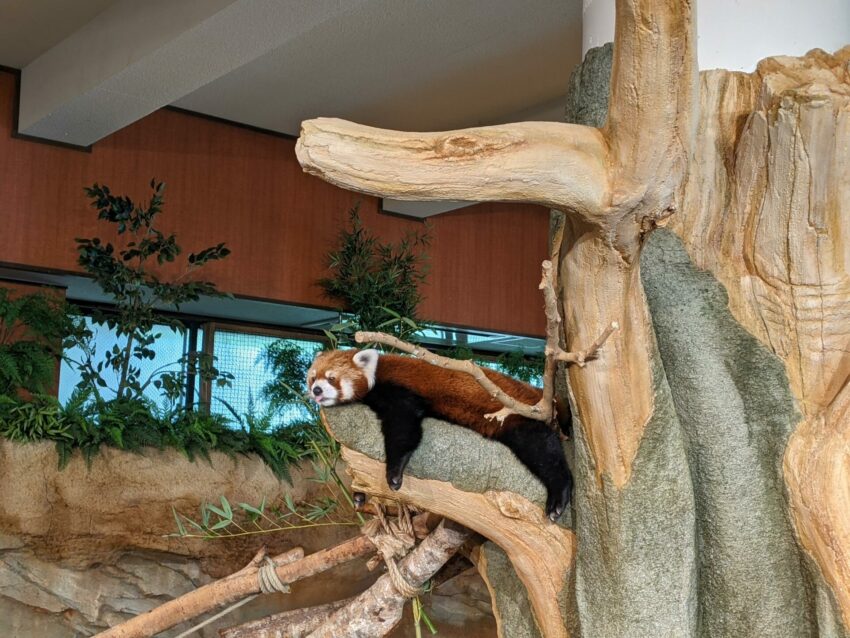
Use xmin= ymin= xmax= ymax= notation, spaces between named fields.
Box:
xmin=355 ymin=260 xmax=617 ymax=424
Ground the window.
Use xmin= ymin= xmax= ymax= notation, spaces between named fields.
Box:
xmin=58 ymin=315 xmax=203 ymax=407
xmin=208 ymin=329 xmax=323 ymax=426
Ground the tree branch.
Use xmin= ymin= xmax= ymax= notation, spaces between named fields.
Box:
xmin=296 ymin=119 xmax=609 ymax=219
xmin=94 ymin=539 xmax=373 ymax=638
xmin=328 ymin=442 xmax=576 ymax=638
xmin=354 ymin=270 xmax=616 ymax=425
xmin=604 ymin=0 xmax=697 ymax=228
xmin=220 ymin=598 xmax=355 ymax=638
xmin=307 ymin=520 xmax=471 ymax=638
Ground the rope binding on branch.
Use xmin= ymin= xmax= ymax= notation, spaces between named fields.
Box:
xmin=361 ymin=503 xmax=424 ymax=598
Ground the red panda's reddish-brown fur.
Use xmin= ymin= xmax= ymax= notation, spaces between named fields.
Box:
xmin=308 ymin=350 xmax=562 ymax=438
xmin=308 ymin=348 xmax=574 ymax=520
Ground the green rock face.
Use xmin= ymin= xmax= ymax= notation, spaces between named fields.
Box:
xmin=564 ymin=42 xmax=612 ymax=128
xmin=641 ymin=230 xmax=817 ymax=637
xmin=572 ymin=351 xmax=697 ymax=637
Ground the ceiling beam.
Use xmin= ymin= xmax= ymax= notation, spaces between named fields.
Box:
xmin=17 ymin=0 xmax=368 ymax=146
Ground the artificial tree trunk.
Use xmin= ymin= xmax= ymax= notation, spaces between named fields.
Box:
xmin=297 ymin=1 xmax=850 ymax=636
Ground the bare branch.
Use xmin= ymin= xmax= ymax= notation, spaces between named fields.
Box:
xmin=94 ymin=539 xmax=373 ymax=638
xmin=220 ymin=598 xmax=355 ymax=638
xmin=296 ymin=119 xmax=609 ymax=218
xmin=355 ymin=330 xmax=549 ymax=421
xmin=354 ymin=281 xmax=616 ymax=425
xmin=307 ymin=520 xmax=471 ymax=638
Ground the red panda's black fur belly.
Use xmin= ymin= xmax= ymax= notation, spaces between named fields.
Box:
xmin=307 ymin=349 xmax=573 ymax=521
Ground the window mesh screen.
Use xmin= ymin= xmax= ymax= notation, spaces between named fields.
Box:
xmin=209 ymin=330 xmax=322 ymax=427
xmin=59 ymin=316 xmax=196 ymax=408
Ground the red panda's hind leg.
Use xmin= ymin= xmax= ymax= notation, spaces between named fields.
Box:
xmin=495 ymin=421 xmax=573 ymax=522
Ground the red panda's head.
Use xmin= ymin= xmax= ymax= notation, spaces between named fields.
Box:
xmin=306 ymin=348 xmax=378 ymax=407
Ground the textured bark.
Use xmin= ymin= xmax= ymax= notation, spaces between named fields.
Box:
xmin=669 ymin=46 xmax=850 ymax=632
xmin=307 ymin=521 xmax=470 ymax=638
xmin=220 ymin=599 xmax=354 ymax=638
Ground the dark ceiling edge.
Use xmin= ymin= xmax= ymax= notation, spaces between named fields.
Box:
xmin=0 ymin=65 xmax=93 ymax=153
xmin=162 ymin=105 xmax=299 ymax=141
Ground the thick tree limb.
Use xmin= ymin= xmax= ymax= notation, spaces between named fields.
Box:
xmin=296 ymin=120 xmax=609 ymax=218
xmin=331 ymin=441 xmax=576 ymax=638
xmin=95 ymin=539 xmax=373 ymax=638
xmin=220 ymin=598 xmax=355 ymax=638
xmin=307 ymin=520 xmax=471 ymax=638
xmin=605 ymin=0 xmax=697 ymax=232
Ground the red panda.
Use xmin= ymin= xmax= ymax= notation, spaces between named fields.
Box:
xmin=307 ymin=348 xmax=573 ymax=521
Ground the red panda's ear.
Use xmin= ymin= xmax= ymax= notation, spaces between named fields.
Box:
xmin=352 ymin=349 xmax=379 ymax=388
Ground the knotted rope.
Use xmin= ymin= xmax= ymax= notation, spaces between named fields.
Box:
xmin=257 ymin=555 xmax=291 ymax=594
xmin=361 ymin=503 xmax=423 ymax=598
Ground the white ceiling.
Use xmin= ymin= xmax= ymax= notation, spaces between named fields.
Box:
xmin=0 ymin=0 xmax=115 ymax=68
xmin=0 ymin=0 xmax=582 ymax=141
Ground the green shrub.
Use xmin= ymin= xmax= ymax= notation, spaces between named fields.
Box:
xmin=0 ymin=394 xmax=70 ymax=442
xmin=73 ymin=180 xmax=232 ymax=403
xmin=0 ymin=289 xmax=85 ymax=395
xmin=319 ymin=204 xmax=430 ymax=338
xmin=0 ymin=388 xmax=306 ymax=480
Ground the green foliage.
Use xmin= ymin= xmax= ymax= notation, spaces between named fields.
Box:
xmin=496 ymin=350 xmax=545 ymax=385
xmin=170 ymin=492 xmax=359 ymax=540
xmin=259 ymin=340 xmax=320 ymax=421
xmin=0 ymin=388 xmax=305 ymax=480
xmin=73 ymin=180 xmax=233 ymax=402
xmin=0 ymin=289 xmax=86 ymax=395
xmin=0 ymin=394 xmax=69 ymax=442
xmin=319 ymin=204 xmax=430 ymax=336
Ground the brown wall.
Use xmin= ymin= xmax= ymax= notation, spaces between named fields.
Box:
xmin=0 ymin=70 xmax=548 ymax=336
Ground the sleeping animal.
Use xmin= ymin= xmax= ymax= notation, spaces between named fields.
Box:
xmin=307 ymin=348 xmax=573 ymax=521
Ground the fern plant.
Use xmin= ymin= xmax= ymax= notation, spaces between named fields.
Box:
xmin=0 ymin=394 xmax=70 ymax=442
xmin=0 ymin=289 xmax=86 ymax=395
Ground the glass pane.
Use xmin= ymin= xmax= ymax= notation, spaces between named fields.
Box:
xmin=209 ymin=330 xmax=323 ymax=427
xmin=58 ymin=316 xmax=192 ymax=407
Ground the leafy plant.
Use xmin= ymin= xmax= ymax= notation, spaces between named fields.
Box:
xmin=0 ymin=289 xmax=86 ymax=395
xmin=0 ymin=394 xmax=70 ymax=442
xmin=319 ymin=204 xmax=430 ymax=339
xmin=73 ymin=180 xmax=233 ymax=403
xmin=496 ymin=350 xmax=545 ymax=385
xmin=170 ymin=493 xmax=359 ymax=540
xmin=0 ymin=385 xmax=305 ymax=479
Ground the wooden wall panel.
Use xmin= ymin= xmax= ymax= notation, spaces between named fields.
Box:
xmin=0 ymin=71 xmax=548 ymax=336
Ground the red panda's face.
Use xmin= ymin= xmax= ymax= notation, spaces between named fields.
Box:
xmin=306 ymin=349 xmax=378 ymax=407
